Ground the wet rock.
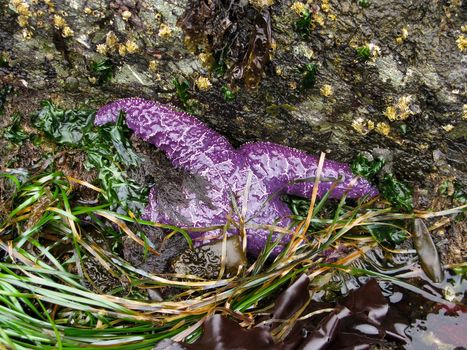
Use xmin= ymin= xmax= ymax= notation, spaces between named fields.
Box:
xmin=123 ymin=227 xmax=188 ymax=274
xmin=172 ymin=236 xmax=247 ymax=279
xmin=64 ymin=76 xmax=79 ymax=91
xmin=0 ymin=0 xmax=465 ymax=209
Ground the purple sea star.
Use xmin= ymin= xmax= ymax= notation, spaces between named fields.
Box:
xmin=95 ymin=98 xmax=378 ymax=256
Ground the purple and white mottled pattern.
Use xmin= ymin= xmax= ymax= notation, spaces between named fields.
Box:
xmin=95 ymin=98 xmax=378 ymax=256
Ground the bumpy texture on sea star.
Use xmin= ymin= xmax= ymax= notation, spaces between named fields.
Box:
xmin=95 ymin=98 xmax=378 ymax=256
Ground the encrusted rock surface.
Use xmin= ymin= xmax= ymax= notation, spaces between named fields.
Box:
xmin=1 ymin=0 xmax=465 ymax=182
xmin=1 ymin=0 xmax=465 ymax=262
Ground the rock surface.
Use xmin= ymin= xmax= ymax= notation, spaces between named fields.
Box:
xmin=1 ymin=0 xmax=466 ymax=180
xmin=0 ymin=0 xmax=465 ymax=262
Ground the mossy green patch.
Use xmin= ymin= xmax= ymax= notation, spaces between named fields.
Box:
xmin=301 ymin=63 xmax=318 ymax=90
xmin=356 ymin=46 xmax=371 ymax=61
xmin=351 ymin=153 xmax=385 ymax=179
xmin=90 ymin=59 xmax=115 ymax=85
xmin=358 ymin=0 xmax=370 ymax=8
xmin=2 ymin=113 xmax=29 ymax=144
xmin=295 ymin=11 xmax=312 ymax=38
xmin=221 ymin=85 xmax=236 ymax=101
xmin=173 ymin=77 xmax=192 ymax=112
xmin=379 ymin=174 xmax=413 ymax=212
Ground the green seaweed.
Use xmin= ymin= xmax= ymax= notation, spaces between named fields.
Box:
xmin=173 ymin=78 xmax=192 ymax=111
xmin=33 ymin=100 xmax=94 ymax=145
xmin=2 ymin=113 xmax=29 ymax=144
xmin=365 ymin=223 xmax=407 ymax=246
xmin=295 ymin=11 xmax=312 ymax=38
xmin=399 ymin=123 xmax=407 ymax=135
xmin=33 ymin=101 xmax=146 ymax=213
xmin=90 ymin=59 xmax=115 ymax=85
xmin=221 ymin=85 xmax=236 ymax=101
xmin=358 ymin=0 xmax=370 ymax=8
xmin=285 ymin=185 xmax=410 ymax=247
xmin=379 ymin=174 xmax=413 ymax=212
xmin=0 ymin=55 xmax=8 ymax=68
xmin=452 ymin=184 xmax=466 ymax=205
xmin=351 ymin=153 xmax=385 ymax=179
xmin=301 ymin=63 xmax=318 ymax=90
xmin=0 ymin=162 xmax=462 ymax=349
xmin=97 ymin=112 xmax=140 ymax=167
xmin=356 ymin=46 xmax=371 ymax=61
xmin=352 ymin=154 xmax=413 ymax=212
xmin=452 ymin=265 xmax=467 ymax=278
xmin=440 ymin=181 xmax=466 ymax=206
xmin=213 ymin=50 xmax=228 ymax=77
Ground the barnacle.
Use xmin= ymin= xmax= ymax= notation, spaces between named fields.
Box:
xmin=195 ymin=76 xmax=212 ymax=91
xmin=352 ymin=117 xmax=375 ymax=135
xmin=61 ymin=26 xmax=74 ymax=38
xmin=384 ymin=96 xmax=415 ymax=121
xmin=456 ymin=35 xmax=467 ymax=52
xmin=158 ymin=23 xmax=172 ymax=38
xmin=376 ymin=122 xmax=391 ymax=136
xmin=125 ymin=40 xmax=138 ymax=54
xmin=442 ymin=124 xmax=454 ymax=132
xmin=320 ymin=84 xmax=333 ymax=97
xmin=121 ymin=10 xmax=132 ymax=21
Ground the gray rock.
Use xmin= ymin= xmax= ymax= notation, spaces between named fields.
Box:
xmin=0 ymin=0 xmax=465 ymax=185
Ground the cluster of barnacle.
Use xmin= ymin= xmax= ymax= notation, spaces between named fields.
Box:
xmin=10 ymin=0 xmax=73 ymax=40
xmin=52 ymin=14 xmax=73 ymax=38
xmin=352 ymin=117 xmax=375 ymax=136
xmin=456 ymin=25 xmax=466 ymax=52
xmin=95 ymin=31 xmax=138 ymax=57
xmin=194 ymin=76 xmax=212 ymax=91
xmin=354 ymin=90 xmax=460 ymax=140
xmin=353 ymin=96 xmax=418 ymax=139
xmin=10 ymin=0 xmax=32 ymax=29
xmin=383 ymin=95 xmax=416 ymax=122
xmin=91 ymin=1 xmax=174 ymax=66
xmin=319 ymin=84 xmax=333 ymax=97
xmin=352 ymin=93 xmax=459 ymax=142
xmin=90 ymin=1 xmax=142 ymax=58
xmin=351 ymin=117 xmax=392 ymax=138
xmin=395 ymin=27 xmax=409 ymax=45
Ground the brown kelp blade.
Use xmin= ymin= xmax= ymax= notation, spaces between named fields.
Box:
xmin=412 ymin=218 xmax=444 ymax=283
xmin=164 ymin=278 xmax=407 ymax=350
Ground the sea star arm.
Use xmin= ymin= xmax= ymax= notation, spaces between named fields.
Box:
xmin=94 ymin=98 xmax=238 ymax=178
xmin=240 ymin=142 xmax=378 ymax=199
